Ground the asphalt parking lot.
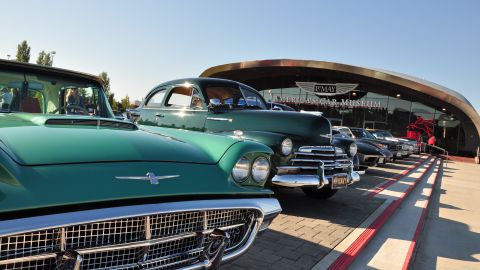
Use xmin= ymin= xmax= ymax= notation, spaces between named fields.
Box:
xmin=224 ymin=156 xmax=423 ymax=270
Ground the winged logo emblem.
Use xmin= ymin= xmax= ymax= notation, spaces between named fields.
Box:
xmin=115 ymin=172 xmax=180 ymax=185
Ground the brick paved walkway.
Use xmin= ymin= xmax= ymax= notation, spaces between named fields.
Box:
xmin=224 ymin=157 xmax=421 ymax=270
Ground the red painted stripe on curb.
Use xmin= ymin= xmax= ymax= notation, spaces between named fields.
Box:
xmin=368 ymin=156 xmax=429 ymax=197
xmin=328 ymin=159 xmax=437 ymax=270
xmin=402 ymin=161 xmax=443 ymax=270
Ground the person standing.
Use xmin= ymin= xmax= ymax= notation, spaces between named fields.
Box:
xmin=1 ymin=88 xmax=13 ymax=110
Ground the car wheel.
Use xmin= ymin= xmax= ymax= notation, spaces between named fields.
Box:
xmin=301 ymin=187 xmax=338 ymax=199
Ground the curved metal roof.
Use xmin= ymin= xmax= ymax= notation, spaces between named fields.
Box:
xmin=200 ymin=59 xmax=480 ymax=137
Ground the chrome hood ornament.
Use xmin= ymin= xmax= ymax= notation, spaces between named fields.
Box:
xmin=115 ymin=172 xmax=180 ymax=185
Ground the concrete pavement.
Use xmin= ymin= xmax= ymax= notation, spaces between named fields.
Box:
xmin=412 ymin=161 xmax=480 ymax=270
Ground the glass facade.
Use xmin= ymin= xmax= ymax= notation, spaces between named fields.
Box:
xmin=261 ymin=87 xmax=464 ymax=154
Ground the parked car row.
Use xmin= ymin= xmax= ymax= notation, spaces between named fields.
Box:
xmin=333 ymin=126 xmax=419 ymax=168
xmin=0 ymin=61 xmax=421 ymax=269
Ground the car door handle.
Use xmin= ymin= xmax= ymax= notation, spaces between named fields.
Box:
xmin=155 ymin=113 xmax=165 ymax=118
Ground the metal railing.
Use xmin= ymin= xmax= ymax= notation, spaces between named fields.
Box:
xmin=420 ymin=142 xmax=449 ymax=167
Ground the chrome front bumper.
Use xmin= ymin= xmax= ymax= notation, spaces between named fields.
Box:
xmin=271 ymin=161 xmax=360 ymax=188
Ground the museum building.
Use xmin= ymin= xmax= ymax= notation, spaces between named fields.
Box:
xmin=200 ymin=59 xmax=480 ymax=157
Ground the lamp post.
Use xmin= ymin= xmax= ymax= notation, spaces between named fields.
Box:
xmin=50 ymin=51 xmax=56 ymax=66
xmin=6 ymin=54 xmax=10 ymax=60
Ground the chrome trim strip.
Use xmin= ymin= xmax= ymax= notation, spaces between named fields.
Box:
xmin=294 ymin=152 xmax=348 ymax=157
xmin=294 ymin=152 xmax=335 ymax=157
xmin=361 ymin=155 xmax=381 ymax=158
xmin=142 ymin=107 xmax=208 ymax=112
xmin=291 ymin=158 xmax=351 ymax=163
xmin=206 ymin=117 xmax=233 ymax=122
xmin=298 ymin=147 xmax=335 ymax=153
xmin=0 ymin=198 xmax=281 ymax=237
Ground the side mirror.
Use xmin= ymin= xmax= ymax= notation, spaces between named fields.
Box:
xmin=127 ymin=111 xmax=140 ymax=123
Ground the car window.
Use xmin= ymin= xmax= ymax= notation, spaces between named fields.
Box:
xmin=206 ymin=85 xmax=267 ymax=109
xmin=206 ymin=86 xmax=244 ymax=106
xmin=190 ymin=88 xmax=204 ymax=109
xmin=0 ymin=70 xmax=110 ymax=117
xmin=64 ymin=87 xmax=100 ymax=115
xmin=166 ymin=87 xmax=192 ymax=107
xmin=240 ymin=86 xmax=267 ymax=109
xmin=145 ymin=89 xmax=166 ymax=108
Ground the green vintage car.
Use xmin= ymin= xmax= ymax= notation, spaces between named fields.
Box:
xmin=134 ymin=78 xmax=360 ymax=199
xmin=0 ymin=60 xmax=281 ymax=269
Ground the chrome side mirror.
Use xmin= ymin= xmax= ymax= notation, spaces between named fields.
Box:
xmin=127 ymin=111 xmax=140 ymax=123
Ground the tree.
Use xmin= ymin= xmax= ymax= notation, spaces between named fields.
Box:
xmin=36 ymin=50 xmax=53 ymax=66
xmin=99 ymin=71 xmax=115 ymax=107
xmin=108 ymin=92 xmax=115 ymax=108
xmin=16 ymin=40 xmax=31 ymax=62
xmin=99 ymin=72 xmax=111 ymax=97
xmin=120 ymin=95 xmax=131 ymax=112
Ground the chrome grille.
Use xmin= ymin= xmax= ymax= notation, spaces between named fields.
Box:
xmin=207 ymin=209 xmax=251 ymax=229
xmin=151 ymin=212 xmax=203 ymax=238
xmin=65 ymin=217 xmax=146 ymax=250
xmin=0 ymin=229 xmax=59 ymax=260
xmin=389 ymin=144 xmax=402 ymax=151
xmin=1 ymin=257 xmax=56 ymax=270
xmin=289 ymin=146 xmax=351 ymax=173
xmin=0 ymin=208 xmax=259 ymax=269
xmin=80 ymin=247 xmax=144 ymax=269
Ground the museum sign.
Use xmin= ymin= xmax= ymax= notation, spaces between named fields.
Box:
xmin=295 ymin=82 xmax=358 ymax=96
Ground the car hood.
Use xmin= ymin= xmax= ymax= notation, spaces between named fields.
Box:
xmin=205 ymin=110 xmax=331 ymax=145
xmin=0 ymin=114 xmax=236 ymax=165
xmin=356 ymin=141 xmax=383 ymax=155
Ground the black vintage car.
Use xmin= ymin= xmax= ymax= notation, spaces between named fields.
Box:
xmin=350 ymin=127 xmax=396 ymax=163
xmin=367 ymin=129 xmax=411 ymax=158
xmin=333 ymin=129 xmax=392 ymax=168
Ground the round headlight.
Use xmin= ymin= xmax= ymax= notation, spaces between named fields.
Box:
xmin=232 ymin=156 xmax=250 ymax=182
xmin=349 ymin=143 xmax=357 ymax=157
xmin=252 ymin=157 xmax=270 ymax=183
xmin=281 ymin=138 xmax=293 ymax=156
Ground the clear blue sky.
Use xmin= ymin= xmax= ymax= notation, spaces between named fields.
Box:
xmin=1 ymin=0 xmax=479 ymax=112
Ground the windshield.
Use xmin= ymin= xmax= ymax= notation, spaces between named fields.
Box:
xmin=205 ymin=84 xmax=267 ymax=109
xmin=370 ymin=130 xmax=394 ymax=138
xmin=0 ymin=70 xmax=112 ymax=117
xmin=351 ymin=129 xmax=376 ymax=139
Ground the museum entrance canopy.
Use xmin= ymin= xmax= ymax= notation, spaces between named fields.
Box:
xmin=200 ymin=59 xmax=480 ymax=156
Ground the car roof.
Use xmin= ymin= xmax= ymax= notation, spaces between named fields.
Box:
xmin=150 ymin=77 xmax=258 ymax=91
xmin=0 ymin=59 xmax=104 ymax=85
